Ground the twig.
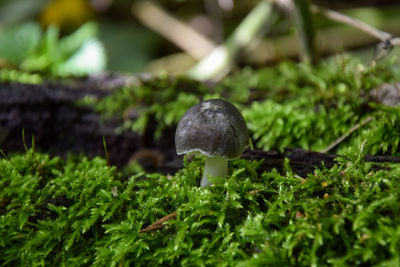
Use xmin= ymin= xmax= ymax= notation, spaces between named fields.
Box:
xmin=188 ymin=1 xmax=274 ymax=81
xmin=321 ymin=116 xmax=374 ymax=154
xmin=310 ymin=3 xmax=400 ymax=62
xmin=311 ymin=5 xmax=392 ymax=42
xmin=243 ymin=15 xmax=400 ymax=64
xmin=276 ymin=1 xmax=399 ymax=62
xmin=148 ymin=16 xmax=400 ymax=74
xmin=139 ymin=211 xmax=177 ymax=233
xmin=391 ymin=37 xmax=400 ymax=46
xmin=274 ymin=0 xmax=393 ymax=42
xmin=132 ymin=0 xmax=216 ymax=60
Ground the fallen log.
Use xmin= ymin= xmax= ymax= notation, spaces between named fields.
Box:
xmin=0 ymin=78 xmax=171 ymax=167
xmin=1 ymin=80 xmax=399 ymax=177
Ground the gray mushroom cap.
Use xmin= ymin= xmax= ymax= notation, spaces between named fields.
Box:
xmin=175 ymin=99 xmax=249 ymax=159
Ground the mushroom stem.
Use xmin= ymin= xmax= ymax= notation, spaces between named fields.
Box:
xmin=201 ymin=156 xmax=228 ymax=187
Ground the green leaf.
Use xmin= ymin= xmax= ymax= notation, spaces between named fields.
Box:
xmin=293 ymin=0 xmax=318 ymax=63
xmin=52 ymin=38 xmax=106 ymax=77
xmin=58 ymin=22 xmax=98 ymax=55
xmin=0 ymin=21 xmax=41 ymax=64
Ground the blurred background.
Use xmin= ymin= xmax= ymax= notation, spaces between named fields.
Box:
xmin=1 ymin=0 xmax=400 ymax=78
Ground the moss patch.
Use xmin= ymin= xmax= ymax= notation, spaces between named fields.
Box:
xmin=1 ymin=148 xmax=400 ymax=266
xmin=2 ymin=54 xmax=400 ymax=266
xmin=96 ymin=55 xmax=400 ymax=154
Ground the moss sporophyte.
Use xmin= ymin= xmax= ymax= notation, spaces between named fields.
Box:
xmin=175 ymin=98 xmax=249 ymax=187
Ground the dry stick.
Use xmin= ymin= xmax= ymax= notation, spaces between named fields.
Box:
xmin=134 ymin=1 xmax=273 ymax=81
xmin=152 ymin=19 xmax=400 ymax=72
xmin=392 ymin=37 xmax=400 ymax=46
xmin=132 ymin=0 xmax=216 ymax=60
xmin=321 ymin=116 xmax=374 ymax=154
xmin=140 ymin=211 xmax=178 ymax=233
xmin=278 ymin=2 xmax=400 ymax=63
xmin=134 ymin=0 xmax=400 ymax=78
xmin=188 ymin=1 xmax=274 ymax=81
xmin=310 ymin=4 xmax=400 ymax=62
xmin=280 ymin=1 xmax=400 ymax=59
xmin=274 ymin=0 xmax=393 ymax=42
xmin=311 ymin=5 xmax=392 ymax=42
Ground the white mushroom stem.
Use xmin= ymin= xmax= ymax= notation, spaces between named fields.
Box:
xmin=201 ymin=156 xmax=228 ymax=187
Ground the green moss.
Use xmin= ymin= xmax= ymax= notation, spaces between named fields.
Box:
xmin=3 ymin=51 xmax=399 ymax=265
xmin=1 ymin=147 xmax=400 ymax=266
xmin=95 ymin=55 xmax=400 ymax=154
xmin=0 ymin=150 xmax=119 ymax=265
xmin=239 ymin=56 xmax=400 ymax=154
xmin=341 ymin=104 xmax=400 ymax=155
xmin=243 ymin=97 xmax=359 ymax=151
xmin=0 ymin=68 xmax=43 ymax=84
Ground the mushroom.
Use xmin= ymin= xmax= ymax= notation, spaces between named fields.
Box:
xmin=175 ymin=98 xmax=249 ymax=187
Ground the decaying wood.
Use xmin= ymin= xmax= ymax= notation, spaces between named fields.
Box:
xmin=241 ymin=148 xmax=339 ymax=177
xmin=1 ymin=80 xmax=399 ymax=178
xmin=243 ymin=148 xmax=400 ymax=177
xmin=0 ymin=79 xmax=175 ymax=167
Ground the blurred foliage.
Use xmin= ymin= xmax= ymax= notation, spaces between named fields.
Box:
xmin=1 ymin=144 xmax=400 ymax=265
xmin=1 ymin=0 xmax=400 ymax=75
xmin=0 ymin=0 xmax=47 ymax=25
xmin=293 ymin=0 xmax=318 ymax=63
xmin=98 ymin=21 xmax=162 ymax=73
xmin=0 ymin=22 xmax=42 ymax=64
xmin=0 ymin=21 xmax=105 ymax=77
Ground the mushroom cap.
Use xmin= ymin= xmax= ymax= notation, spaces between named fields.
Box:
xmin=175 ymin=98 xmax=249 ymax=159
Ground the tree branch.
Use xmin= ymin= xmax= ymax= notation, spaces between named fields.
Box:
xmin=311 ymin=4 xmax=392 ymax=42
